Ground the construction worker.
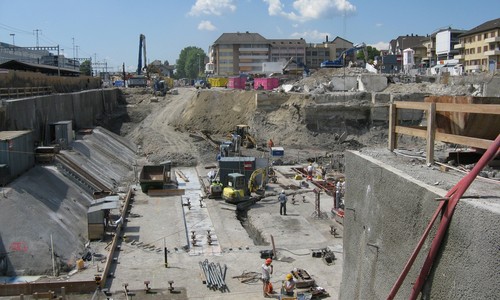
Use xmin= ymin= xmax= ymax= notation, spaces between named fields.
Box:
xmin=278 ymin=190 xmax=287 ymax=216
xmin=267 ymin=138 xmax=274 ymax=149
xmin=307 ymin=163 xmax=314 ymax=180
xmin=283 ymin=273 xmax=296 ymax=296
xmin=261 ymin=258 xmax=273 ymax=297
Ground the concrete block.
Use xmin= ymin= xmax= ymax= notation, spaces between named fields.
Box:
xmin=370 ymin=105 xmax=389 ymax=122
xmin=330 ymin=76 xmax=357 ymax=91
xmin=371 ymin=93 xmax=391 ymax=104
xmin=358 ymin=75 xmax=388 ymax=92
xmin=484 ymin=76 xmax=500 ymax=97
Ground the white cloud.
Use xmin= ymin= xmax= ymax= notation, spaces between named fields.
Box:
xmin=189 ymin=0 xmax=236 ymax=16
xmin=370 ymin=41 xmax=389 ymax=51
xmin=263 ymin=0 xmax=284 ymax=16
xmin=263 ymin=0 xmax=356 ymax=22
xmin=376 ymin=23 xmax=383 ymax=27
xmin=290 ymin=30 xmax=330 ymax=42
xmin=198 ymin=20 xmax=216 ymax=31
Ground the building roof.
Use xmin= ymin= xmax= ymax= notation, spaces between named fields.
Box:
xmin=213 ymin=32 xmax=268 ymax=45
xmin=0 ymin=131 xmax=32 ymax=140
xmin=459 ymin=18 xmax=500 ymax=37
xmin=331 ymin=36 xmax=352 ymax=44
xmin=268 ymin=38 xmax=307 ymax=47
xmin=0 ymin=60 xmax=80 ymax=76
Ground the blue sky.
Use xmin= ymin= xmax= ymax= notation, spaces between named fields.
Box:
xmin=1 ymin=0 xmax=499 ymax=72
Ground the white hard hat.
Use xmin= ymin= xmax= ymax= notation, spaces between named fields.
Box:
xmin=281 ymin=190 xmax=285 ymax=194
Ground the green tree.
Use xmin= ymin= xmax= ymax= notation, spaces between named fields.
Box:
xmin=357 ymin=46 xmax=381 ymax=62
xmin=80 ymin=60 xmax=92 ymax=76
xmin=175 ymin=46 xmax=206 ymax=79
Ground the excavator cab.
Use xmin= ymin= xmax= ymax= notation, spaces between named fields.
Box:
xmin=222 ymin=173 xmax=246 ymax=203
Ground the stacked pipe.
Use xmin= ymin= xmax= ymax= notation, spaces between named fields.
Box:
xmin=199 ymin=259 xmax=229 ymax=292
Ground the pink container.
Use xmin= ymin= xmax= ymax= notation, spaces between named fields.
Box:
xmin=254 ymin=78 xmax=279 ymax=90
xmin=228 ymin=77 xmax=246 ymax=89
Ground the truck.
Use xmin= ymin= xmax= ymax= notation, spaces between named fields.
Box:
xmin=320 ymin=43 xmax=366 ymax=68
xmin=139 ymin=162 xmax=176 ymax=193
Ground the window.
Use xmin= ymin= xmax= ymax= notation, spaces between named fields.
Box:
xmin=484 ymin=45 xmax=488 ymax=52
xmin=477 ymin=34 xmax=481 ymax=41
xmin=477 ymin=47 xmax=481 ymax=53
xmin=484 ymin=33 xmax=488 ymax=39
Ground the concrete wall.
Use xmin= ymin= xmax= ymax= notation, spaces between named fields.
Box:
xmin=0 ymin=88 xmax=120 ymax=143
xmin=255 ymin=92 xmax=289 ymax=111
xmin=331 ymin=76 xmax=358 ymax=91
xmin=341 ymin=151 xmax=500 ymax=300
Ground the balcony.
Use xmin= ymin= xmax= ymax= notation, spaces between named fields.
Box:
xmin=484 ymin=49 xmax=500 ymax=56
xmin=239 ymin=55 xmax=269 ymax=60
xmin=484 ymin=36 xmax=500 ymax=43
xmin=454 ymin=54 xmax=465 ymax=60
xmin=454 ymin=43 xmax=465 ymax=49
xmin=239 ymin=47 xmax=268 ymax=52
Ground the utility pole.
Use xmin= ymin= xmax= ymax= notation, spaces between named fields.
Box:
xmin=72 ymin=37 xmax=75 ymax=69
xmin=33 ymin=29 xmax=42 ymax=48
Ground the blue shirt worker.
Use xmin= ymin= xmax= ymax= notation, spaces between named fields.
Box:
xmin=279 ymin=190 xmax=287 ymax=215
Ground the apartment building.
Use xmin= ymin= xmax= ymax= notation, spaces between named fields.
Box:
xmin=209 ymin=32 xmax=270 ymax=76
xmin=208 ymin=33 xmax=352 ymax=75
xmin=454 ymin=18 xmax=500 ymax=73
xmin=268 ymin=38 xmax=306 ymax=64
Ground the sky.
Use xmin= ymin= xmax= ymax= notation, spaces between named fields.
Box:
xmin=1 ymin=0 xmax=499 ymax=72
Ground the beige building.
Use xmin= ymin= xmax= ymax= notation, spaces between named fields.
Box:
xmin=305 ymin=36 xmax=353 ymax=68
xmin=208 ymin=33 xmax=353 ymax=75
xmin=455 ymin=18 xmax=500 ymax=73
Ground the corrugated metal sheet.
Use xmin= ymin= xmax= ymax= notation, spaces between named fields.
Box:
xmin=0 ymin=130 xmax=34 ymax=181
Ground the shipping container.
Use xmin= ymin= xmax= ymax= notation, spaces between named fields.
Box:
xmin=227 ymin=77 xmax=246 ymax=89
xmin=255 ymin=78 xmax=280 ymax=90
xmin=218 ymin=156 xmax=256 ymax=188
xmin=0 ymin=131 xmax=35 ymax=183
xmin=208 ymin=77 xmax=229 ymax=88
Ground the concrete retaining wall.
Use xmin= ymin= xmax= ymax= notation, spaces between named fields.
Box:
xmin=358 ymin=74 xmax=388 ymax=92
xmin=0 ymin=89 xmax=120 ymax=143
xmin=255 ymin=92 xmax=289 ymax=111
xmin=341 ymin=151 xmax=500 ymax=300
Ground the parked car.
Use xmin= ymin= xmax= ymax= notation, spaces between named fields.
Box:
xmin=194 ymin=80 xmax=211 ymax=89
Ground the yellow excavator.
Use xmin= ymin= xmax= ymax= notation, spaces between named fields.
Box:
xmin=222 ymin=168 xmax=267 ymax=203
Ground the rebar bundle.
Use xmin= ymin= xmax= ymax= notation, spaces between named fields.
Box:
xmin=199 ymin=259 xmax=229 ymax=292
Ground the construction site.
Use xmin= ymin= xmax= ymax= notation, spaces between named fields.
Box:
xmin=0 ymin=67 xmax=499 ymax=300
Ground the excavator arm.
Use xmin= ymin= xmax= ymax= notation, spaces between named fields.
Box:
xmin=248 ymin=168 xmax=267 ymax=194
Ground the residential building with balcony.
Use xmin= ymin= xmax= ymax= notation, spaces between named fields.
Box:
xmin=208 ymin=33 xmax=353 ymax=75
xmin=209 ymin=32 xmax=270 ymax=76
xmin=268 ymin=38 xmax=306 ymax=64
xmin=455 ymin=18 xmax=500 ymax=73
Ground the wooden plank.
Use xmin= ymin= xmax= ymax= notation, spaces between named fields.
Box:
xmin=435 ymin=103 xmax=500 ymax=115
xmin=394 ymin=101 xmax=429 ymax=110
xmin=388 ymin=103 xmax=397 ymax=151
xmin=176 ymin=170 xmax=189 ymax=182
xmin=394 ymin=126 xmax=427 ymax=138
xmin=148 ymin=189 xmax=186 ymax=196
xmin=435 ymin=132 xmax=493 ymax=149
xmin=426 ymin=102 xmax=436 ymax=164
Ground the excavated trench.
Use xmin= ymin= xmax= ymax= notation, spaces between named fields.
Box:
xmin=236 ymin=208 xmax=270 ymax=246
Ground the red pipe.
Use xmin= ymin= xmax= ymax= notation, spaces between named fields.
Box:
xmin=387 ymin=134 xmax=500 ymax=300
